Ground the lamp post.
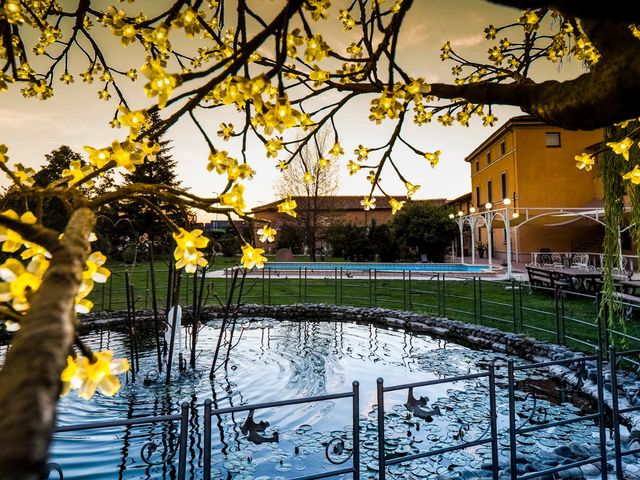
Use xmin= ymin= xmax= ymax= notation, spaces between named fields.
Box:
xmin=484 ymin=202 xmax=493 ymax=268
xmin=503 ymin=197 xmax=512 ymax=279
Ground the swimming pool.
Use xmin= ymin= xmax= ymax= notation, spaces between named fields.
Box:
xmin=262 ymin=262 xmax=495 ymax=273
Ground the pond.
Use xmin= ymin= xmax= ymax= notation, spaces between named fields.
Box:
xmin=6 ymin=319 xmax=638 ymax=479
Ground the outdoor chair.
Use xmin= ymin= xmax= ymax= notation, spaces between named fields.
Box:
xmin=570 ymin=253 xmax=590 ymax=270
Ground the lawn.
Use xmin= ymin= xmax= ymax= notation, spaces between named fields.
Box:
xmin=87 ymin=259 xmax=640 ymax=355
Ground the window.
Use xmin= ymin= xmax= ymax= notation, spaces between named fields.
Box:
xmin=545 ymin=132 xmax=561 ymax=147
xmin=475 ymin=160 xmax=479 ymax=172
xmin=486 ymin=151 xmax=491 ymax=164
xmin=500 ymin=141 xmax=506 ymax=155
xmin=487 ymin=180 xmax=493 ymax=203
xmin=476 ymin=186 xmax=481 ymax=207
xmin=501 ymin=172 xmax=507 ymax=199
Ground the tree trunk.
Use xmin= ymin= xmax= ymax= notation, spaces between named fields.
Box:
xmin=0 ymin=208 xmax=96 ymax=479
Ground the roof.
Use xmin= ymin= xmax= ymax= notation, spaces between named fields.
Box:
xmin=251 ymin=195 xmax=447 ymax=213
xmin=446 ymin=192 xmax=472 ymax=205
xmin=464 ymin=115 xmax=545 ymax=163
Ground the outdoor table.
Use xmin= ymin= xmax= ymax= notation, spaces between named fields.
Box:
xmin=541 ymin=267 xmax=603 ymax=293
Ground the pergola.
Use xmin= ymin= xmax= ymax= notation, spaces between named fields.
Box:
xmin=450 ymin=203 xmax=632 ymax=279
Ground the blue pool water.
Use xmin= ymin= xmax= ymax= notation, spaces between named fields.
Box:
xmin=263 ymin=262 xmax=494 ymax=272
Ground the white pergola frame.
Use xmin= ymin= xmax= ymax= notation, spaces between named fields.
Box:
xmin=451 ymin=205 xmax=634 ymax=279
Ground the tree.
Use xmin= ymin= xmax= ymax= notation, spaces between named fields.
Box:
xmin=111 ymin=111 xmax=190 ymax=257
xmin=274 ymin=129 xmax=339 ymax=261
xmin=326 ymin=222 xmax=375 ymax=261
xmin=391 ymin=203 xmax=458 ymax=262
xmin=1 ymin=1 xmax=640 ymax=478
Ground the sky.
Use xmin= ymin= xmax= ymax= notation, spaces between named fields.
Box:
xmin=0 ymin=0 xmax=586 ymax=216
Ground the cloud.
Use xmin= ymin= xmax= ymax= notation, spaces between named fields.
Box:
xmin=451 ymin=33 xmax=484 ymax=48
xmin=0 ymin=107 xmax=67 ymax=131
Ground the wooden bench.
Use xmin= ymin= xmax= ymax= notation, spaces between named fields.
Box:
xmin=526 ymin=266 xmax=572 ymax=290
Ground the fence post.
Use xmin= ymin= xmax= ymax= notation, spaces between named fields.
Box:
xmin=478 ymin=277 xmax=483 ymax=325
xmin=488 ymin=363 xmax=499 ymax=480
xmin=559 ymin=289 xmax=566 ymax=345
xmin=334 ymin=267 xmax=338 ymax=305
xmin=609 ymin=346 xmax=624 ymax=479
xmin=268 ymin=268 xmax=271 ymax=305
xmin=554 ymin=288 xmax=561 ymax=344
xmin=408 ymin=270 xmax=413 ymax=311
xmin=518 ymin=280 xmax=524 ymax=333
xmin=177 ymin=402 xmax=189 ymax=480
xmin=203 ymin=399 xmax=212 ymax=480
xmin=596 ymin=348 xmax=607 ymax=480
xmin=339 ymin=268 xmax=343 ymax=305
xmin=507 ymin=360 xmax=517 ymax=480
xmin=368 ymin=269 xmax=372 ymax=307
xmin=376 ymin=378 xmax=386 ymax=480
xmin=373 ymin=269 xmax=378 ymax=307
xmin=402 ymin=270 xmax=407 ymax=310
xmin=303 ymin=267 xmax=307 ymax=303
xmin=352 ymin=381 xmax=360 ymax=479
xmin=511 ymin=278 xmax=517 ymax=333
xmin=261 ymin=267 xmax=265 ymax=304
xmin=442 ymin=273 xmax=447 ymax=318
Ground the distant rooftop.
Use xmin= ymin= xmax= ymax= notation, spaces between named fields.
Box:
xmin=252 ymin=195 xmax=447 ymax=213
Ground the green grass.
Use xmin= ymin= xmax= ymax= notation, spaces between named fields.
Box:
xmin=88 ymin=262 xmax=640 ymax=354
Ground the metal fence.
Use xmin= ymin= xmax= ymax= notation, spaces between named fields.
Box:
xmin=49 ymin=350 xmax=640 ymax=479
xmin=92 ymin=268 xmax=640 ymax=354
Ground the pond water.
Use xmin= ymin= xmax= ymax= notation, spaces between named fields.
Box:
xmin=6 ymin=319 xmax=636 ymax=479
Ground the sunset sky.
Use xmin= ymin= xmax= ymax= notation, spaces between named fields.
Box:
xmin=0 ymin=1 xmax=587 ymax=214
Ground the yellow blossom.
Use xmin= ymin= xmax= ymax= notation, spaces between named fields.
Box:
xmin=171 ymin=8 xmax=201 ymax=37
xmin=217 ymin=123 xmax=235 ymax=140
xmin=389 ymin=198 xmax=405 ymax=214
xmin=304 ymin=34 xmax=331 ymax=62
xmin=424 ymin=150 xmax=441 ymax=168
xmin=219 ymin=183 xmax=246 ymax=213
xmin=117 ymin=106 xmax=149 ymax=138
xmin=264 ymin=138 xmax=283 ymax=158
xmin=257 ymin=225 xmax=277 ymax=243
xmin=172 ymin=228 xmax=209 ymax=273
xmin=575 ymin=153 xmax=594 ymax=171
xmin=141 ymin=60 xmax=182 ymax=109
xmin=361 ymin=196 xmax=376 ymax=211
xmin=84 ymin=146 xmax=112 ymax=168
xmin=0 ymin=144 xmax=8 ymax=164
xmin=12 ymin=164 xmax=36 ymax=186
xmin=240 ymin=244 xmax=267 ymax=269
xmin=405 ymin=181 xmax=420 ymax=198
xmin=278 ymin=196 xmax=297 ymax=217
xmin=62 ymin=160 xmax=95 ymax=187
xmin=0 ymin=256 xmax=49 ymax=312
xmin=623 ymin=166 xmax=640 ymax=184
xmin=2 ymin=0 xmax=23 ymax=24
xmin=329 ymin=142 xmax=344 ymax=157
xmin=60 ymin=351 xmax=130 ymax=399
xmin=303 ymin=171 xmax=315 ymax=184
xmin=0 ymin=210 xmax=37 ymax=253
xmin=607 ymin=137 xmax=634 ymax=161
xmin=347 ymin=160 xmax=361 ymax=175
xmin=355 ymin=145 xmax=369 ymax=161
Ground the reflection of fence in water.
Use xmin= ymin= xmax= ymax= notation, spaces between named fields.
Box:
xmin=49 ymin=348 xmax=640 ymax=479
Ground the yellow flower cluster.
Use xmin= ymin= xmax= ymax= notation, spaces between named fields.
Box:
xmin=623 ymin=166 xmax=640 ymax=185
xmin=76 ymin=252 xmax=111 ymax=314
xmin=84 ymin=139 xmax=158 ymax=172
xmin=575 ymin=153 xmax=594 ymax=171
xmin=389 ymin=198 xmax=405 ymax=214
xmin=361 ymin=196 xmax=376 ymax=211
xmin=607 ymin=137 xmax=634 ymax=160
xmin=240 ymin=244 xmax=267 ymax=269
xmin=141 ymin=60 xmax=182 ymax=109
xmin=0 ymin=257 xmax=49 ymax=312
xmin=257 ymin=225 xmax=277 ymax=243
xmin=206 ymin=150 xmax=254 ymax=181
xmin=172 ymin=228 xmax=209 ymax=273
xmin=219 ymin=184 xmax=247 ymax=213
xmin=278 ymin=196 xmax=297 ymax=217
xmin=62 ymin=160 xmax=95 ymax=187
xmin=61 ymin=351 xmax=130 ymax=399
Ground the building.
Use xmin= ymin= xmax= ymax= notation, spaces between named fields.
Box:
xmin=251 ymin=195 xmax=447 ymax=253
xmin=455 ymin=115 xmax=605 ymax=262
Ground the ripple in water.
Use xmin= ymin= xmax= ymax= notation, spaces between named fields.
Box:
xmin=13 ymin=318 xmax=636 ymax=479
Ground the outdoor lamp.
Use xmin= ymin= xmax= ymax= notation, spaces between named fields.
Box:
xmin=469 ymin=206 xmax=476 ymax=213
xmin=485 ymin=202 xmax=492 ymax=210
xmin=457 ymin=211 xmax=464 ymax=217
xmin=449 ymin=213 xmax=455 ymax=219
xmin=503 ymin=197 xmax=511 ymax=206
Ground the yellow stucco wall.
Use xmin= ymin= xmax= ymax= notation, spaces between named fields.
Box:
xmin=467 ymin=121 xmax=604 ymax=259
